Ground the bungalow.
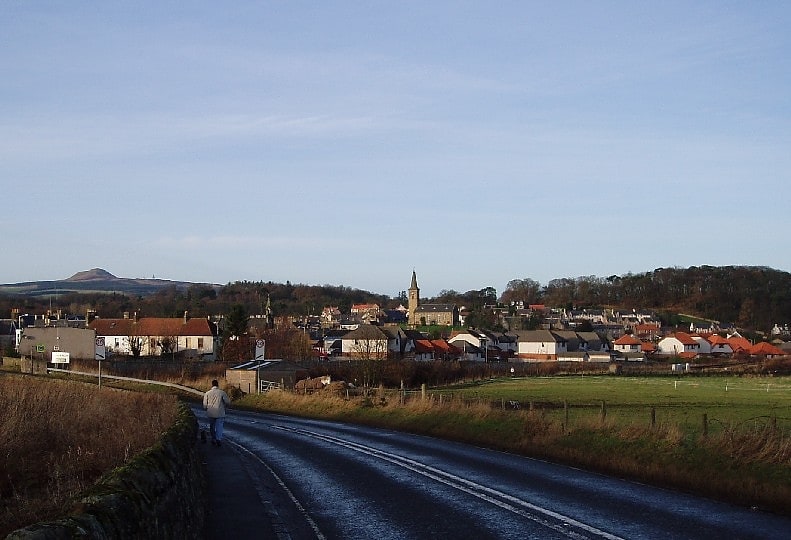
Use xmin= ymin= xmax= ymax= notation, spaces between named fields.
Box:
xmin=656 ymin=332 xmax=700 ymax=359
xmin=748 ymin=342 xmax=785 ymax=358
xmin=613 ymin=334 xmax=642 ymax=354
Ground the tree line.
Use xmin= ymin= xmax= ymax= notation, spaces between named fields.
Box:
xmin=2 ymin=266 xmax=789 ymax=333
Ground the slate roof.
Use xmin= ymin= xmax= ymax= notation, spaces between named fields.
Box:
xmin=414 ymin=303 xmax=456 ymax=313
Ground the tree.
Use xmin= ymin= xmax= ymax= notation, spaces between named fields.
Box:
xmin=349 ymin=325 xmax=388 ymax=388
xmin=500 ymin=278 xmax=541 ymax=305
xmin=223 ymin=304 xmax=249 ymax=340
xmin=255 ymin=317 xmax=313 ymax=361
xmin=127 ymin=332 xmax=147 ymax=358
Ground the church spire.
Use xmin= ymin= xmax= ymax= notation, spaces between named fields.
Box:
xmin=408 ymin=269 xmax=420 ymax=326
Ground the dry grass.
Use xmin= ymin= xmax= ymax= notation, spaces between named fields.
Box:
xmin=0 ymin=375 xmax=178 ymax=536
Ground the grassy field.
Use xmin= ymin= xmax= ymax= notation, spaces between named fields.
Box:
xmin=436 ymin=375 xmax=791 ymax=434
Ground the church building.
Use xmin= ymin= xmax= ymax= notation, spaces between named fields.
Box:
xmin=407 ymin=271 xmax=459 ymax=327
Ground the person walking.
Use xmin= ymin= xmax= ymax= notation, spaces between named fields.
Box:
xmin=203 ymin=379 xmax=231 ymax=446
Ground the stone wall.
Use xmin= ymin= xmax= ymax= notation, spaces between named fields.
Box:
xmin=6 ymin=404 xmax=205 ymax=539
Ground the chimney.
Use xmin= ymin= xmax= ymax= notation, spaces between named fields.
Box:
xmin=184 ymin=311 xmax=189 ymax=324
xmin=123 ymin=312 xmax=129 ymax=319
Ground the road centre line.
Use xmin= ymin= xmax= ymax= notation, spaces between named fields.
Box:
xmin=271 ymin=425 xmax=624 ymax=540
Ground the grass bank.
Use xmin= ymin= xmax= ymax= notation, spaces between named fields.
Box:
xmin=238 ymin=376 xmax=791 ymax=517
xmin=0 ymin=375 xmax=179 ymax=536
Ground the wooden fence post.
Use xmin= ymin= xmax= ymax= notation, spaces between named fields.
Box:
xmin=702 ymin=413 xmax=708 ymax=437
xmin=650 ymin=407 xmax=656 ymax=429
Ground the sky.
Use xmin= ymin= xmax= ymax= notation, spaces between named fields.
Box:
xmin=2 ymin=2 xmax=790 ymax=298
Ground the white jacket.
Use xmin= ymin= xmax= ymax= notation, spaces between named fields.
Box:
xmin=203 ymin=386 xmax=230 ymax=419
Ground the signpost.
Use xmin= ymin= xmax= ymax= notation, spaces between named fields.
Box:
xmin=95 ymin=337 xmax=105 ymax=388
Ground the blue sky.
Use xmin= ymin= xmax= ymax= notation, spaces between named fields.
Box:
xmin=2 ymin=2 xmax=790 ymax=298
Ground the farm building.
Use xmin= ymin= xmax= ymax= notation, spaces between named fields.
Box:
xmin=225 ymin=359 xmax=309 ymax=393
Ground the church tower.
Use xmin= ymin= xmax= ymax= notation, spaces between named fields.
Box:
xmin=408 ymin=270 xmax=420 ymax=325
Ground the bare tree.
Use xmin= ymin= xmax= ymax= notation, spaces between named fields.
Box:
xmin=349 ymin=326 xmax=388 ymax=388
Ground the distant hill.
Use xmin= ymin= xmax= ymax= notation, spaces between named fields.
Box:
xmin=0 ymin=268 xmax=220 ymax=297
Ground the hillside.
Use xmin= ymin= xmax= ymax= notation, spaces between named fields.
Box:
xmin=0 ymin=268 xmax=219 ymax=298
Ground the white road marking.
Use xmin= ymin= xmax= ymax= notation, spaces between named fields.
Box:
xmin=230 ymin=439 xmax=327 ymax=540
xmin=272 ymin=425 xmax=624 ymax=540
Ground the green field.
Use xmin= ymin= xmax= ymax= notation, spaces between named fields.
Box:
xmin=437 ymin=375 xmax=791 ymax=435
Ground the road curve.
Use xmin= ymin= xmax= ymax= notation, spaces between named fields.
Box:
xmin=197 ymin=407 xmax=790 ymax=539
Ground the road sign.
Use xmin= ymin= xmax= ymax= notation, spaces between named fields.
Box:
xmin=52 ymin=351 xmax=70 ymax=364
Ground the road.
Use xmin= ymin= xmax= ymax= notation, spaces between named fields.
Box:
xmin=196 ymin=407 xmax=791 ymax=539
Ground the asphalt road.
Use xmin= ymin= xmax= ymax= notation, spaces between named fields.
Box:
xmin=196 ymin=407 xmax=791 ymax=540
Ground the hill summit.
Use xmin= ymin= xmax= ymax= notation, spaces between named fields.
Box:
xmin=67 ymin=268 xmax=118 ymax=281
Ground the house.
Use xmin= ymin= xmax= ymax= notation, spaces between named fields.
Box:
xmin=89 ymin=312 xmax=218 ymax=360
xmin=690 ymin=321 xmax=717 ymax=334
xmin=656 ymin=332 xmax=700 ymax=359
xmin=691 ymin=335 xmax=712 ymax=355
xmin=379 ymin=326 xmax=407 ymax=356
xmin=747 ymin=342 xmax=785 ymax=358
xmin=321 ymin=306 xmax=342 ymax=327
xmin=706 ymin=335 xmax=734 ymax=356
xmin=431 ymin=339 xmax=461 ymax=361
xmin=513 ymin=330 xmax=568 ymax=361
xmin=448 ymin=329 xmax=504 ymax=361
xmin=634 ymin=322 xmax=661 ymax=341
xmin=613 ymin=335 xmax=642 ymax=354
xmin=350 ymin=304 xmax=380 ymax=323
xmin=413 ymin=339 xmax=435 ymax=361
xmin=340 ymin=324 xmax=389 ymax=360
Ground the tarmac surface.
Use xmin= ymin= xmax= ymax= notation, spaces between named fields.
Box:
xmin=198 ymin=432 xmax=281 ymax=540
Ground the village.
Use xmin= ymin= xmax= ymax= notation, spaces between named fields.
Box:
xmin=2 ymin=271 xmax=789 ymax=368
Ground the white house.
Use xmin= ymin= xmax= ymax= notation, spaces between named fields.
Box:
xmin=656 ymin=332 xmax=700 ymax=358
xmin=340 ymin=324 xmax=389 ymax=359
xmin=707 ymin=335 xmax=734 ymax=356
xmin=89 ymin=313 xmax=218 ymax=360
xmin=613 ymin=335 xmax=642 ymax=354
xmin=514 ymin=330 xmax=568 ymax=361
xmin=691 ymin=335 xmax=712 ymax=355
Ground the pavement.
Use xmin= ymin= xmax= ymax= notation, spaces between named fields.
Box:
xmin=197 ymin=431 xmax=281 ymax=540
